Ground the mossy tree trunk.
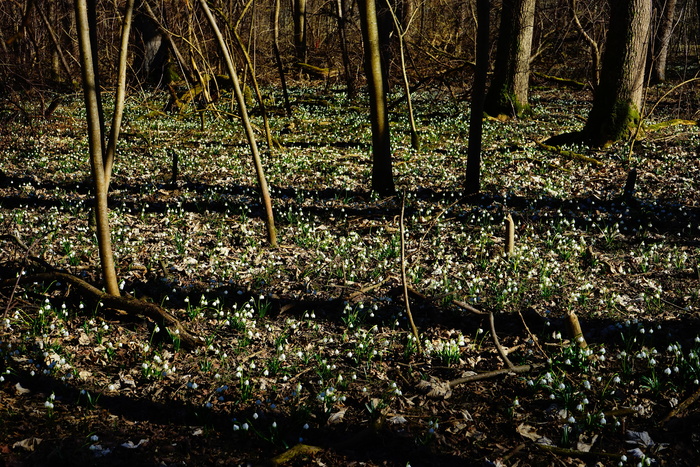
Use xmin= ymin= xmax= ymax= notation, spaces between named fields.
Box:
xmin=582 ymin=0 xmax=651 ymax=147
xmin=483 ymin=0 xmax=535 ymax=119
xmin=359 ymin=0 xmax=395 ymax=196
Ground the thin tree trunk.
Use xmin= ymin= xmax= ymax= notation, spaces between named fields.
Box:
xmin=465 ymin=0 xmax=489 ymax=195
xmin=272 ymin=0 xmax=291 ymax=115
xmin=104 ymin=0 xmax=135 ymax=188
xmin=651 ymin=0 xmax=678 ymax=82
xmin=359 ymin=0 xmax=395 ymax=196
xmin=229 ymin=0 xmax=274 ymax=150
xmin=197 ymin=0 xmax=278 ymax=247
xmin=293 ymin=0 xmax=307 ymax=64
xmin=37 ymin=5 xmax=72 ymax=83
xmin=383 ymin=0 xmax=419 ymax=149
xmin=336 ymin=0 xmax=356 ymax=98
xmin=570 ymin=0 xmax=602 ymax=86
xmin=74 ymin=0 xmax=120 ymax=296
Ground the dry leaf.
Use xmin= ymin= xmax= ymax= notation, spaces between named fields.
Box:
xmin=416 ymin=378 xmax=452 ymax=399
xmin=327 ymin=408 xmax=346 ymax=424
xmin=13 ymin=437 xmax=42 ymax=451
xmin=516 ymin=423 xmax=540 ymax=442
xmin=14 ymin=383 xmax=30 ymax=395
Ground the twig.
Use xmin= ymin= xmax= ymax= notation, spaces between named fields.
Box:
xmin=400 ymin=191 xmax=422 ymax=353
xmin=661 ymin=385 xmax=700 ymax=426
xmin=534 ymin=443 xmax=623 ymax=461
xmin=517 ymin=308 xmax=548 ymax=360
xmin=490 ymin=312 xmax=515 ymax=370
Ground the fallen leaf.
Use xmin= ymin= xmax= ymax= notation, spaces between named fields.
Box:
xmin=516 ymin=423 xmax=540 ymax=441
xmin=416 ymin=378 xmax=452 ymax=399
xmin=327 ymin=409 xmax=346 ymax=424
xmin=14 ymin=383 xmax=30 ymax=395
xmin=12 ymin=437 xmax=42 ymax=451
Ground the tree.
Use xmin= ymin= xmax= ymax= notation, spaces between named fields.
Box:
xmin=483 ymin=0 xmax=536 ymax=118
xmin=582 ymin=0 xmax=652 ymax=146
xmin=293 ymin=0 xmax=307 ymax=64
xmin=359 ymin=0 xmax=395 ymax=196
xmin=197 ymin=0 xmax=278 ymax=247
xmin=464 ymin=0 xmax=490 ymax=195
xmin=74 ymin=0 xmax=135 ymax=295
xmin=133 ymin=0 xmax=170 ymax=86
xmin=649 ymin=0 xmax=678 ymax=83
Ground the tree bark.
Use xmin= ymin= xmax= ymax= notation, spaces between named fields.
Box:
xmin=582 ymin=0 xmax=651 ymax=147
xmin=74 ymin=0 xmax=120 ymax=296
xmin=359 ymin=0 xmax=395 ymax=196
xmin=464 ymin=0 xmax=489 ymax=195
xmin=484 ymin=0 xmax=536 ymax=118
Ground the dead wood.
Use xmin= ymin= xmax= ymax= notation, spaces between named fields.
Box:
xmin=3 ymin=271 xmax=202 ymax=350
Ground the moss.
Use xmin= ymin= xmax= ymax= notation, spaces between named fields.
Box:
xmin=585 ymin=99 xmax=640 ymax=147
xmin=484 ymin=87 xmax=531 ymax=119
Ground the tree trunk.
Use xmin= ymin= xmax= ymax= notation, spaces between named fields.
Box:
xmin=74 ymin=0 xmax=120 ymax=296
xmin=272 ymin=0 xmax=291 ymax=115
xmin=133 ymin=0 xmax=170 ymax=86
xmin=359 ymin=0 xmax=395 ymax=196
xmin=650 ymin=0 xmax=678 ymax=83
xmin=484 ymin=0 xmax=536 ymax=118
xmin=197 ymin=0 xmax=278 ymax=247
xmin=465 ymin=0 xmax=489 ymax=195
xmin=583 ymin=0 xmax=651 ymax=147
xmin=293 ymin=0 xmax=307 ymax=64
xmin=336 ymin=0 xmax=356 ymax=98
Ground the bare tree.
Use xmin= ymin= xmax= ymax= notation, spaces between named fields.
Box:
xmin=359 ymin=0 xmax=395 ymax=196
xmin=74 ymin=0 xmax=135 ymax=295
xmin=650 ymin=0 xmax=678 ymax=83
xmin=197 ymin=0 xmax=278 ymax=247
xmin=465 ymin=0 xmax=490 ymax=195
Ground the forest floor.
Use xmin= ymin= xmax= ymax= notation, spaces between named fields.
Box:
xmin=1 ymin=82 xmax=700 ymax=466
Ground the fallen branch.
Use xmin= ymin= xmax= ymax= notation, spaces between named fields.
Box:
xmin=533 ymin=71 xmax=587 ymax=90
xmin=490 ymin=312 xmax=515 ymax=369
xmin=644 ymin=118 xmax=697 ymax=133
xmin=534 ymin=443 xmax=623 ymax=461
xmin=3 ymin=271 xmax=202 ymax=350
xmin=534 ymin=140 xmax=603 ymax=166
xmin=448 ymin=363 xmax=545 ymax=388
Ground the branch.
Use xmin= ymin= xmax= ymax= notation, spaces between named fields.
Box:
xmin=400 ymin=192 xmax=422 ymax=352
xmin=3 ymin=271 xmax=202 ymax=350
